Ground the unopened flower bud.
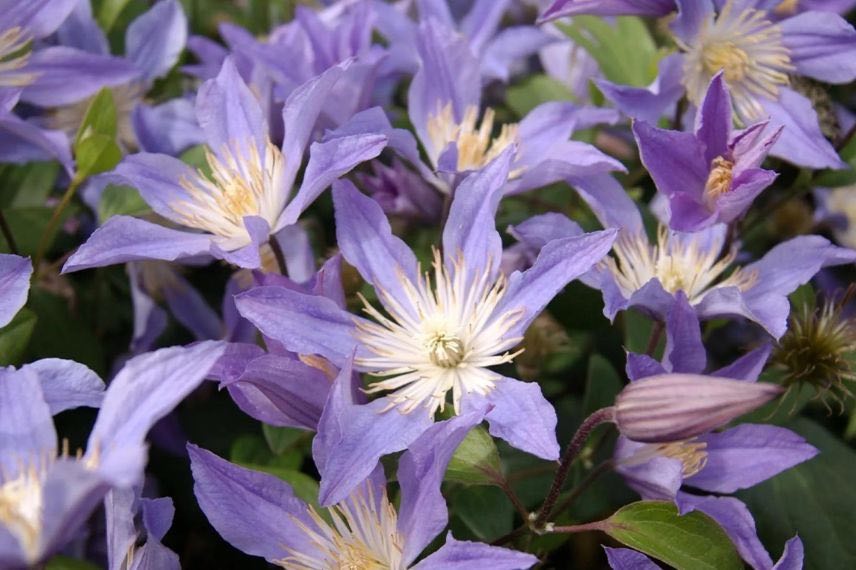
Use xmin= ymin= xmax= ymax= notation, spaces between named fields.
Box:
xmin=614 ymin=374 xmax=783 ymax=443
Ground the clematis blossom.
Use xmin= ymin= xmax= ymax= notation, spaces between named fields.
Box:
xmin=633 ymin=72 xmax=782 ymax=231
xmin=236 ymin=150 xmax=617 ymax=504
xmin=612 ymin=293 xmax=814 ymax=570
xmin=543 ymin=0 xmax=856 ymax=169
xmin=0 ymin=253 xmax=32 ymax=328
xmin=0 ymin=341 xmax=224 ymax=568
xmin=510 ymin=175 xmax=856 ymax=338
xmin=190 ymin=406 xmax=538 ymax=569
xmin=63 ymin=57 xmax=387 ymax=272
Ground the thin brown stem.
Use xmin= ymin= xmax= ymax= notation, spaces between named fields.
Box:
xmin=547 ymin=520 xmax=609 ymax=534
xmin=268 ymin=236 xmax=288 ymax=275
xmin=532 ymin=407 xmax=616 ymax=530
xmin=547 ymin=460 xmax=614 ymax=520
xmin=836 ymin=121 xmax=856 ymax=152
xmin=34 ymin=175 xmax=82 ymax=277
xmin=490 ymin=525 xmax=527 ymax=547
xmin=645 ymin=320 xmax=664 ymax=357
xmin=0 ymin=210 xmax=18 ymax=254
xmin=498 ymin=478 xmax=530 ymax=521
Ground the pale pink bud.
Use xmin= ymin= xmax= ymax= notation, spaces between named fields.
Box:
xmin=614 ymin=374 xmax=783 ymax=443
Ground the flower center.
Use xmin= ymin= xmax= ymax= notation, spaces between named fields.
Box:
xmin=279 ymin=486 xmax=404 ymax=570
xmin=426 ymin=103 xmax=519 ymax=172
xmin=173 ymin=139 xmax=284 ymax=245
xmin=679 ymin=0 xmax=793 ymax=121
xmin=0 ymin=465 xmax=44 ymax=561
xmin=0 ymin=26 xmax=36 ymax=88
xmin=654 ymin=440 xmax=709 ymax=477
xmin=355 ymin=249 xmax=523 ymax=416
xmin=704 ymin=156 xmax=735 ymax=201
xmin=605 ymin=226 xmax=756 ymax=304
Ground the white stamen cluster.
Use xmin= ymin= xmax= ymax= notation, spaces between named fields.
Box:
xmin=620 ymin=438 xmax=709 ymax=478
xmin=426 ymin=103 xmax=519 ymax=172
xmin=0 ymin=463 xmax=45 ymax=560
xmin=0 ymin=26 xmax=36 ymax=88
xmin=679 ymin=0 xmax=793 ymax=121
xmin=604 ymin=226 xmax=756 ymax=304
xmin=173 ymin=139 xmax=285 ymax=248
xmin=278 ymin=486 xmax=404 ymax=570
xmin=355 ymin=249 xmax=523 ymax=417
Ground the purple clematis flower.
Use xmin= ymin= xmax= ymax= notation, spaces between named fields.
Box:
xmin=62 ymin=57 xmax=387 ymax=272
xmin=404 ymin=18 xmax=624 ymax=192
xmin=0 ymin=89 xmax=74 ymax=173
xmin=189 ymin=406 xmax=538 ymax=569
xmin=510 ymin=175 xmax=856 ymax=338
xmin=634 ymin=72 xmax=782 ymax=231
xmin=236 ymin=150 xmax=617 ymax=503
xmin=105 ymin=487 xmax=179 ymax=570
xmin=612 ymin=293 xmax=814 ymax=569
xmin=0 ymin=341 xmax=224 ymax=568
xmin=0 ymin=253 xmax=32 ymax=328
xmin=546 ymin=0 xmax=856 ymax=169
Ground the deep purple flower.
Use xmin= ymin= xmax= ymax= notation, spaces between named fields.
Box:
xmin=634 ymin=72 xmax=781 ymax=231
xmin=549 ymin=0 xmax=856 ymax=169
xmin=510 ymin=176 xmax=856 ymax=338
xmin=63 ymin=57 xmax=387 ymax=272
xmin=190 ymin=407 xmax=537 ymax=569
xmin=236 ymin=151 xmax=617 ymax=503
xmin=0 ymin=341 xmax=224 ymax=567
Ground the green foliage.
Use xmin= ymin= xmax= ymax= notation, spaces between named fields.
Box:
xmin=46 ymin=556 xmax=102 ymax=570
xmin=558 ymin=16 xmax=663 ymax=87
xmin=605 ymin=501 xmax=743 ymax=570
xmin=739 ymin=418 xmax=856 ymax=569
xmin=451 ymin=486 xmax=514 ymax=541
xmin=445 ymin=425 xmax=503 ymax=486
xmin=96 ymin=0 xmax=134 ymax=31
xmin=98 ymin=184 xmax=151 ymax=223
xmin=506 ymin=75 xmax=575 ymax=118
xmin=0 ymin=309 xmax=37 ymax=366
xmin=582 ymin=354 xmax=623 ymax=417
xmin=73 ymin=89 xmax=122 ymax=180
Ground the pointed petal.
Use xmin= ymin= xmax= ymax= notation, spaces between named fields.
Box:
xmin=772 ymin=536 xmax=804 ymax=570
xmin=0 ymin=254 xmax=32 ymax=328
xmin=62 ymin=216 xmax=213 ymax=272
xmin=695 ymin=72 xmax=732 ymax=163
xmin=712 ymin=344 xmax=772 ymax=381
xmin=22 ymin=359 xmax=104 ymax=414
xmin=633 ymin=120 xmax=708 ymax=201
xmin=663 ymin=292 xmax=706 ymax=374
xmin=412 ymin=533 xmax=538 ymax=570
xmin=780 ymin=12 xmax=856 ymax=84
xmin=483 ymin=378 xmax=559 ymax=460
xmin=125 ymin=0 xmax=187 ymax=81
xmin=603 ymin=547 xmax=662 ymax=570
xmin=0 ymin=367 xmax=56 ymax=476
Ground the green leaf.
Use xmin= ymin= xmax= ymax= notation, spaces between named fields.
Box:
xmin=788 ymin=283 xmax=815 ymax=312
xmin=605 ymin=501 xmax=743 ymax=570
xmin=74 ymin=89 xmax=121 ymax=179
xmin=27 ymin=290 xmax=104 ymax=372
xmin=559 ymin=16 xmax=663 ymax=87
xmin=445 ymin=425 xmax=502 ymax=486
xmin=96 ymin=0 xmax=133 ymax=32
xmin=46 ymin=555 xmax=102 ymax=570
xmin=582 ymin=354 xmax=623 ymax=417
xmin=262 ymin=424 xmax=307 ymax=455
xmin=1 ymin=206 xmax=79 ymax=255
xmin=506 ymin=74 xmax=575 ymax=118
xmin=623 ymin=309 xmax=655 ymax=354
xmin=451 ymin=486 xmax=514 ymax=541
xmin=0 ymin=308 xmax=37 ymax=366
xmin=98 ymin=184 xmax=151 ymax=223
xmin=739 ymin=418 xmax=856 ymax=570
xmin=0 ymin=162 xmax=59 ymax=208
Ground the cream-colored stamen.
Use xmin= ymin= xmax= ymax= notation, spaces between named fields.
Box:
xmin=426 ymin=103 xmax=519 ymax=172
xmin=704 ymin=156 xmax=735 ymax=201
xmin=0 ymin=27 xmax=37 ymax=87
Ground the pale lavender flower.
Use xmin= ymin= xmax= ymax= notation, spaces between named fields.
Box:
xmin=236 ymin=151 xmax=617 ymax=504
xmin=189 ymin=406 xmax=537 ymax=569
xmin=63 ymin=57 xmax=386 ymax=272
xmin=0 ymin=253 xmax=32 ymax=328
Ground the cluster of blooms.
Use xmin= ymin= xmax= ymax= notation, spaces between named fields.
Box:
xmin=1 ymin=0 xmax=855 ymax=568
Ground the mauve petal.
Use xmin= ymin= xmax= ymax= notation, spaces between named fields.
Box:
xmin=0 ymin=526 xmax=25 ymax=569
xmin=62 ymin=216 xmax=213 ymax=273
xmin=772 ymin=536 xmax=804 ymax=570
xmin=0 ymin=113 xmax=74 ymax=175
xmin=280 ymin=132 xmax=387 ymax=228
xmin=196 ymin=57 xmax=267 ymax=164
xmin=131 ymin=538 xmax=179 ymax=570
xmin=614 ymin=437 xmax=683 ymax=501
xmin=20 ymin=47 xmax=140 ymax=107
xmin=667 ymin=192 xmax=717 ymax=232
xmin=539 ymin=0 xmax=675 ymax=21
xmin=133 ymin=98 xmax=204 ymax=156
xmin=235 ymin=285 xmax=361 ymax=367
xmin=442 ymin=148 xmax=513 ymax=281
xmin=210 ymin=216 xmax=269 ymax=268
xmin=670 ymin=0 xmax=715 ymax=44
xmin=568 ymin=174 xmax=645 ymax=234
xmin=509 ymin=213 xmax=584 ymax=250
xmin=332 ymin=180 xmax=420 ymax=310
xmin=412 ymin=533 xmax=538 ymax=570
xmin=688 ymin=424 xmax=818 ymax=493
xmin=0 ymin=367 xmax=56 ymax=477
xmin=595 ymin=53 xmax=684 ymax=125
xmin=603 ymin=546 xmax=662 ymax=570
xmin=730 ymin=121 xmax=781 ymax=171
xmin=678 ymin=494 xmax=773 ymax=570
xmin=86 ymin=341 xmax=226 ymax=486
xmin=633 ymin=120 xmax=708 ymax=201
xmin=481 ymin=26 xmax=554 ymax=82
xmin=313 ymin=358 xmax=433 ymax=506
xmin=712 ymin=344 xmax=772 ymax=381
xmin=105 ymin=488 xmax=137 ymax=570
xmin=759 ymin=88 xmax=845 ymax=169
xmin=125 ymin=0 xmax=187 ymax=81
xmin=398 ymin=411 xmax=485 ymax=565
xmin=22 ymin=359 xmax=104 ymax=414
xmin=161 ymin=272 xmax=222 ymax=340
xmin=109 ymin=152 xmax=201 ymax=225
xmin=716 ymin=168 xmax=777 ymax=223
xmin=664 ymin=292 xmax=706 ymax=374
xmin=408 ymin=19 xmax=480 ymax=161
xmin=188 ymin=444 xmax=316 ymax=562
xmin=626 ymin=352 xmax=667 ymax=381
xmin=780 ymin=11 xmax=856 ymax=84
xmin=3 ymin=0 xmax=78 ymax=38
xmin=482 ymin=378 xmax=559 ymax=460
xmin=460 ymin=0 xmax=510 ymax=53
xmin=224 ymin=354 xmax=330 ymax=430
xmin=0 ymin=254 xmax=32 ymax=328
xmin=497 ymin=229 xmax=617 ymax=338
xmin=695 ymin=72 xmax=731 ymax=163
